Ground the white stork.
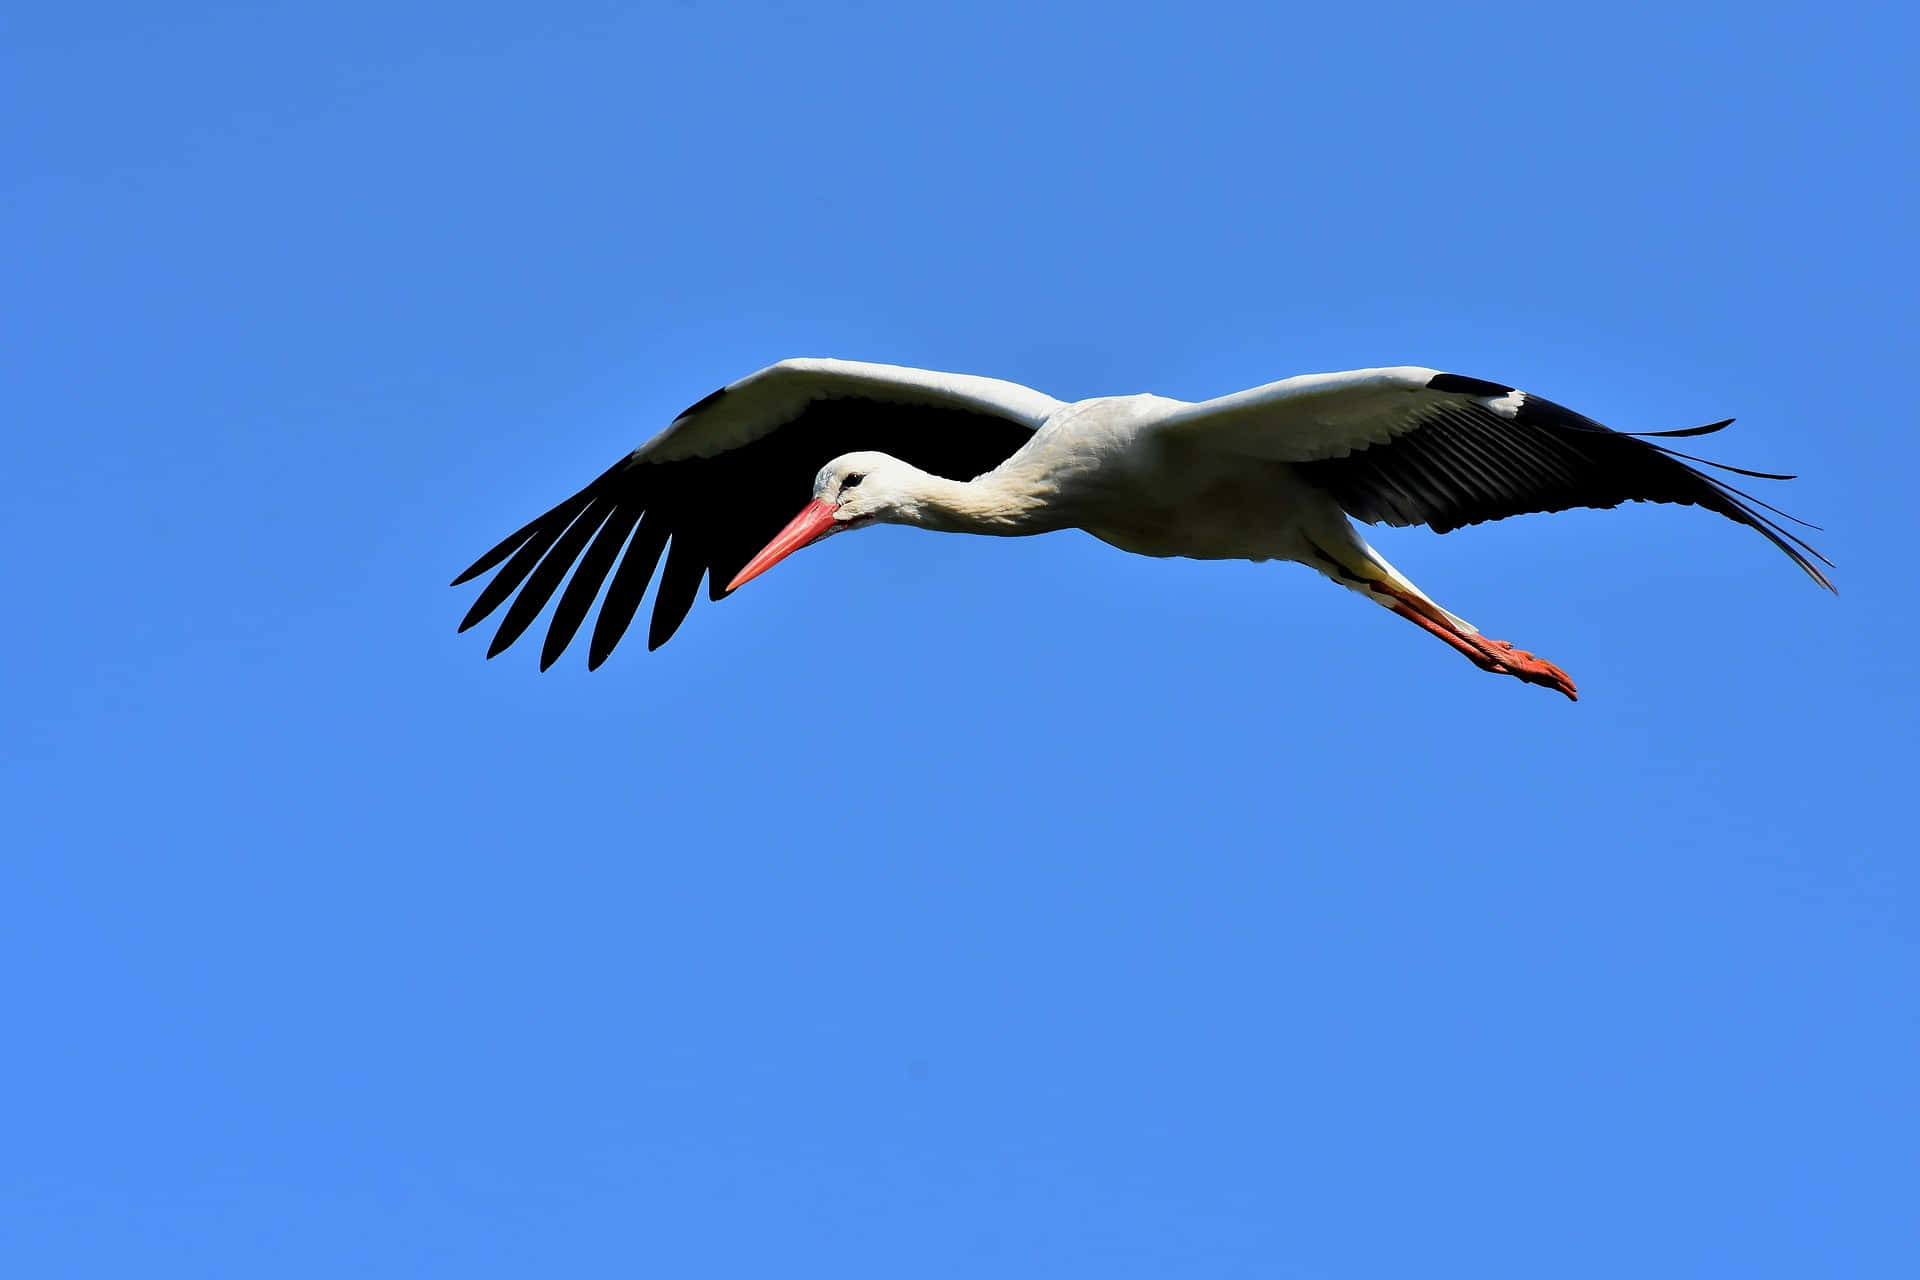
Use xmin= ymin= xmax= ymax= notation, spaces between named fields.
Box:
xmin=452 ymin=359 xmax=1832 ymax=699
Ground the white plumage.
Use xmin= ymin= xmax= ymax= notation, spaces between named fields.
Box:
xmin=454 ymin=358 xmax=1832 ymax=699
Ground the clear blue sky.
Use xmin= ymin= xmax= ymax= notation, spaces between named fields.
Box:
xmin=5 ymin=2 xmax=1915 ymax=1275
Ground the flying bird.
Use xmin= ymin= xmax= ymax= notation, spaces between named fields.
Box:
xmin=452 ymin=359 xmax=1832 ymax=699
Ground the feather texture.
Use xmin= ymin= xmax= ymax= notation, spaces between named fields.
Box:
xmin=453 ymin=389 xmax=1042 ymax=667
xmin=1294 ymin=377 xmax=1834 ymax=589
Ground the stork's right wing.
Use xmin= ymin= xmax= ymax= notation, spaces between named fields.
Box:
xmin=452 ymin=359 xmax=1064 ymax=667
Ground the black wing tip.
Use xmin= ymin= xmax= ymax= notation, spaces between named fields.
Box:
xmin=1313 ymin=387 xmax=1839 ymax=593
xmin=449 ymin=528 xmax=538 ymax=589
xmin=1634 ymin=417 xmax=1736 ymax=439
xmin=461 ymin=390 xmax=1040 ymax=668
xmin=1780 ymin=542 xmax=1839 ymax=594
xmin=1427 ymin=372 xmax=1515 ymax=398
xmin=1670 ymin=462 xmax=1838 ymax=592
xmin=1650 ymin=442 xmax=1797 ymax=482
xmin=449 ymin=453 xmax=642 ymax=590
xmin=537 ymin=634 xmax=570 ymax=673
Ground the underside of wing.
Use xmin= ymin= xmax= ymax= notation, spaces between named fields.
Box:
xmin=1152 ymin=366 xmax=1457 ymax=459
xmin=451 ymin=361 xmax=1057 ymax=668
xmin=637 ymin=358 xmax=1064 ymax=461
xmin=1159 ymin=367 xmax=1833 ymax=590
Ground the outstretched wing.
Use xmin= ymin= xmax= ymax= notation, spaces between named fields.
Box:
xmin=453 ymin=358 xmax=1064 ymax=668
xmin=1154 ymin=366 xmax=1833 ymax=589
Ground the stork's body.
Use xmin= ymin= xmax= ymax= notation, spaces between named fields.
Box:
xmin=454 ymin=359 xmax=1832 ymax=699
xmin=1020 ymin=396 xmax=1337 ymax=561
xmin=840 ymin=394 xmax=1359 ymax=575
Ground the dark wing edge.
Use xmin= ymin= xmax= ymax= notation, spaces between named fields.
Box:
xmin=450 ymin=396 xmax=1040 ymax=669
xmin=1296 ymin=373 xmax=1835 ymax=592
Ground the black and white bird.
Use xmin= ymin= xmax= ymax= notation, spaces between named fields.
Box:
xmin=452 ymin=359 xmax=1832 ymax=699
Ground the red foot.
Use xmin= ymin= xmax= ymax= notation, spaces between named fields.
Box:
xmin=1299 ymin=539 xmax=1581 ymax=701
xmin=1386 ymin=601 xmax=1579 ymax=701
xmin=1457 ymin=633 xmax=1578 ymax=701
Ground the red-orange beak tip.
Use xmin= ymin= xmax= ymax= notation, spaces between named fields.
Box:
xmin=726 ymin=498 xmax=842 ymax=591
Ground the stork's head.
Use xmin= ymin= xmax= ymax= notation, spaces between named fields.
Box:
xmin=725 ymin=452 xmax=914 ymax=591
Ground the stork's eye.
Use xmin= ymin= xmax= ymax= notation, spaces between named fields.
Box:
xmin=842 ymin=472 xmax=866 ymax=490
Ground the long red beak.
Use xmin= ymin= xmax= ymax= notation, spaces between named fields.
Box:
xmin=727 ymin=499 xmax=842 ymax=591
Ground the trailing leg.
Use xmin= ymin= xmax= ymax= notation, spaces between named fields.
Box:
xmin=1303 ymin=532 xmax=1578 ymax=701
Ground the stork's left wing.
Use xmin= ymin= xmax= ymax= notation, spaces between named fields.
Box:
xmin=1154 ymin=366 xmax=1833 ymax=589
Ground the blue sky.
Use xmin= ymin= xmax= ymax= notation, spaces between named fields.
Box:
xmin=4 ymin=1 xmax=1915 ymax=1275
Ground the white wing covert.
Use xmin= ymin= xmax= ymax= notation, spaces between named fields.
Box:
xmin=1156 ymin=366 xmax=1832 ymax=589
xmin=452 ymin=360 xmax=1064 ymax=667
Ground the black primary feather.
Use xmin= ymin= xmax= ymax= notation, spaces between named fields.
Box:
xmin=452 ymin=395 xmax=1038 ymax=667
xmin=1295 ymin=377 xmax=1834 ymax=591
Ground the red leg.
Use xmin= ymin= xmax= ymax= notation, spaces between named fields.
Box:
xmin=1380 ymin=592 xmax=1578 ymax=702
xmin=1302 ymin=540 xmax=1577 ymax=700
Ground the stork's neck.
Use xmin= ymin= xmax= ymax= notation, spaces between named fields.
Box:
xmin=890 ymin=465 xmax=1057 ymax=536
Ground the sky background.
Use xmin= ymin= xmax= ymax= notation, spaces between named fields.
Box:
xmin=4 ymin=2 xmax=1916 ymax=1275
